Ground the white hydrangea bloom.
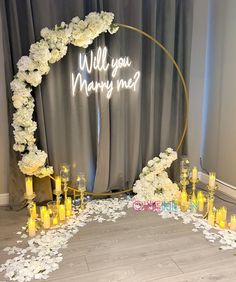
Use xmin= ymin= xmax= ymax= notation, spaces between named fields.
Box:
xmin=17 ymin=71 xmax=42 ymax=87
xmin=29 ymin=40 xmax=51 ymax=63
xmin=133 ymin=148 xmax=179 ymax=203
xmin=18 ymin=149 xmax=48 ymax=175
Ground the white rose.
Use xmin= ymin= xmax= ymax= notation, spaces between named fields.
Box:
xmin=17 ymin=56 xmax=36 ymax=72
xmin=12 ymin=95 xmax=28 ymax=109
xmin=142 ymin=167 xmax=149 ymax=174
xmin=166 ymin=147 xmax=173 ymax=154
xmin=147 ymin=160 xmax=155 ymax=167
xmin=17 ymin=71 xmax=42 ymax=87
xmin=145 ymin=173 xmax=155 ymax=182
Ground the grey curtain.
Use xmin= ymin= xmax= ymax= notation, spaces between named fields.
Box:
xmin=1 ymin=0 xmax=193 ymax=209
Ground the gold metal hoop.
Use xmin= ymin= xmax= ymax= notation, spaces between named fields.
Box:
xmin=116 ymin=23 xmax=189 ymax=152
xmin=50 ymin=23 xmax=189 ymax=197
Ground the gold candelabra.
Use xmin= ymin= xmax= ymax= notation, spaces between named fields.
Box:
xmin=53 ymin=189 xmax=62 ymax=208
xmin=79 ymin=189 xmax=86 ymax=211
xmin=207 ymin=184 xmax=217 ymax=214
xmin=24 ymin=192 xmax=36 ymax=218
xmin=63 ymin=182 xmax=68 ymax=202
xmin=190 ymin=178 xmax=198 ymax=212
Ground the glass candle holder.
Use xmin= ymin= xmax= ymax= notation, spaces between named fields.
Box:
xmin=60 ymin=164 xmax=70 ymax=201
xmin=60 ymin=164 xmax=70 ymax=183
xmin=47 ymin=201 xmax=58 ymax=218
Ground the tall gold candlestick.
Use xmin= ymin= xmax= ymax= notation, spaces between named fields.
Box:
xmin=80 ymin=190 xmax=85 ymax=210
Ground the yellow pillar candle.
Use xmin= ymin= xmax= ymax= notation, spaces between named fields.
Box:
xmin=198 ymin=198 xmax=204 ymax=212
xmin=197 ymin=191 xmax=204 ymax=200
xmin=59 ymin=204 xmax=66 ymax=221
xmin=208 ymin=211 xmax=215 ymax=226
xmin=52 ymin=216 xmax=59 ymax=225
xmin=192 ymin=167 xmax=198 ymax=181
xmin=43 ymin=211 xmax=50 ymax=229
xmin=30 ymin=202 xmax=37 ymax=219
xmin=220 ymin=206 xmax=227 ymax=221
xmin=216 ymin=209 xmax=223 ymax=224
xmin=25 ymin=176 xmax=33 ymax=196
xmin=219 ymin=220 xmax=226 ymax=229
xmin=209 ymin=172 xmax=216 ymax=188
xmin=28 ymin=217 xmax=36 ymax=237
xmin=55 ymin=176 xmax=62 ymax=192
xmin=40 ymin=206 xmax=47 ymax=221
xmin=66 ymin=197 xmax=72 ymax=210
xmin=230 ymin=215 xmax=236 ymax=231
xmin=65 ymin=197 xmax=72 ymax=217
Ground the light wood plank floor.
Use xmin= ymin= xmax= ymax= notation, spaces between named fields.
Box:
xmin=1 ymin=190 xmax=236 ymax=282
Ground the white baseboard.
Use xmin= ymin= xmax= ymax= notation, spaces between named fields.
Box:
xmin=199 ymin=172 xmax=236 ymax=199
xmin=0 ymin=193 xmax=9 ymax=206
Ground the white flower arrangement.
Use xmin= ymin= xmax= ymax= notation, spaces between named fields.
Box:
xmin=11 ymin=12 xmax=118 ymax=177
xmin=133 ymin=148 xmax=180 ymax=203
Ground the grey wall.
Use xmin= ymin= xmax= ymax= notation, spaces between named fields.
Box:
xmin=188 ymin=0 xmax=208 ymax=167
xmin=201 ymin=0 xmax=236 ymax=186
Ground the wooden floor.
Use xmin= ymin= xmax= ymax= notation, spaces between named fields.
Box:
xmin=1 ymin=191 xmax=236 ymax=282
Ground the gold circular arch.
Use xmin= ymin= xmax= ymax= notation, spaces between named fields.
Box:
xmin=116 ymin=23 xmax=189 ymax=152
xmin=52 ymin=23 xmax=190 ymax=197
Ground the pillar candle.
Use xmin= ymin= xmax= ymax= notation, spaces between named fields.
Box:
xmin=220 ymin=206 xmax=227 ymax=221
xmin=208 ymin=211 xmax=215 ymax=226
xmin=197 ymin=191 xmax=204 ymax=201
xmin=59 ymin=204 xmax=66 ymax=221
xmin=209 ymin=172 xmax=216 ymax=188
xmin=192 ymin=167 xmax=198 ymax=181
xmin=55 ymin=176 xmax=62 ymax=192
xmin=65 ymin=197 xmax=72 ymax=217
xmin=198 ymin=198 xmax=204 ymax=212
xmin=230 ymin=215 xmax=236 ymax=231
xmin=40 ymin=206 xmax=47 ymax=221
xmin=52 ymin=216 xmax=59 ymax=225
xmin=216 ymin=209 xmax=223 ymax=224
xmin=28 ymin=217 xmax=36 ymax=237
xmin=219 ymin=220 xmax=226 ymax=229
xmin=25 ymin=176 xmax=33 ymax=196
xmin=43 ymin=211 xmax=50 ymax=229
xmin=30 ymin=202 xmax=37 ymax=219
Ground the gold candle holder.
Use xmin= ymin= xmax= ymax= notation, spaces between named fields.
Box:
xmin=60 ymin=164 xmax=70 ymax=202
xmin=190 ymin=178 xmax=198 ymax=200
xmin=76 ymin=173 xmax=87 ymax=211
xmin=53 ymin=189 xmax=62 ymax=208
xmin=24 ymin=192 xmax=37 ymax=218
xmin=180 ymin=170 xmax=189 ymax=193
xmin=207 ymin=183 xmax=217 ymax=214
xmin=64 ymin=182 xmax=68 ymax=202
xmin=80 ymin=189 xmax=86 ymax=211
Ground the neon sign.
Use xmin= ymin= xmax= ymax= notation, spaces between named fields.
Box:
xmin=72 ymin=47 xmax=141 ymax=99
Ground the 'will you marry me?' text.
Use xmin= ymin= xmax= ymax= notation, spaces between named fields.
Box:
xmin=71 ymin=47 xmax=141 ymax=99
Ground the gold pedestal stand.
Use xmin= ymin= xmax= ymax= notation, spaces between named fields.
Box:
xmin=24 ymin=192 xmax=36 ymax=217
xmin=179 ymin=173 xmax=189 ymax=212
xmin=63 ymin=182 xmax=68 ymax=203
xmin=79 ymin=189 xmax=86 ymax=211
xmin=53 ymin=189 xmax=62 ymax=207
xmin=190 ymin=178 xmax=198 ymax=212
xmin=24 ymin=192 xmax=40 ymax=231
xmin=207 ymin=184 xmax=217 ymax=213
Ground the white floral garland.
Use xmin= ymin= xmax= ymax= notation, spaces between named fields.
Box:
xmin=11 ymin=12 xmax=118 ymax=177
xmin=133 ymin=148 xmax=180 ymax=203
